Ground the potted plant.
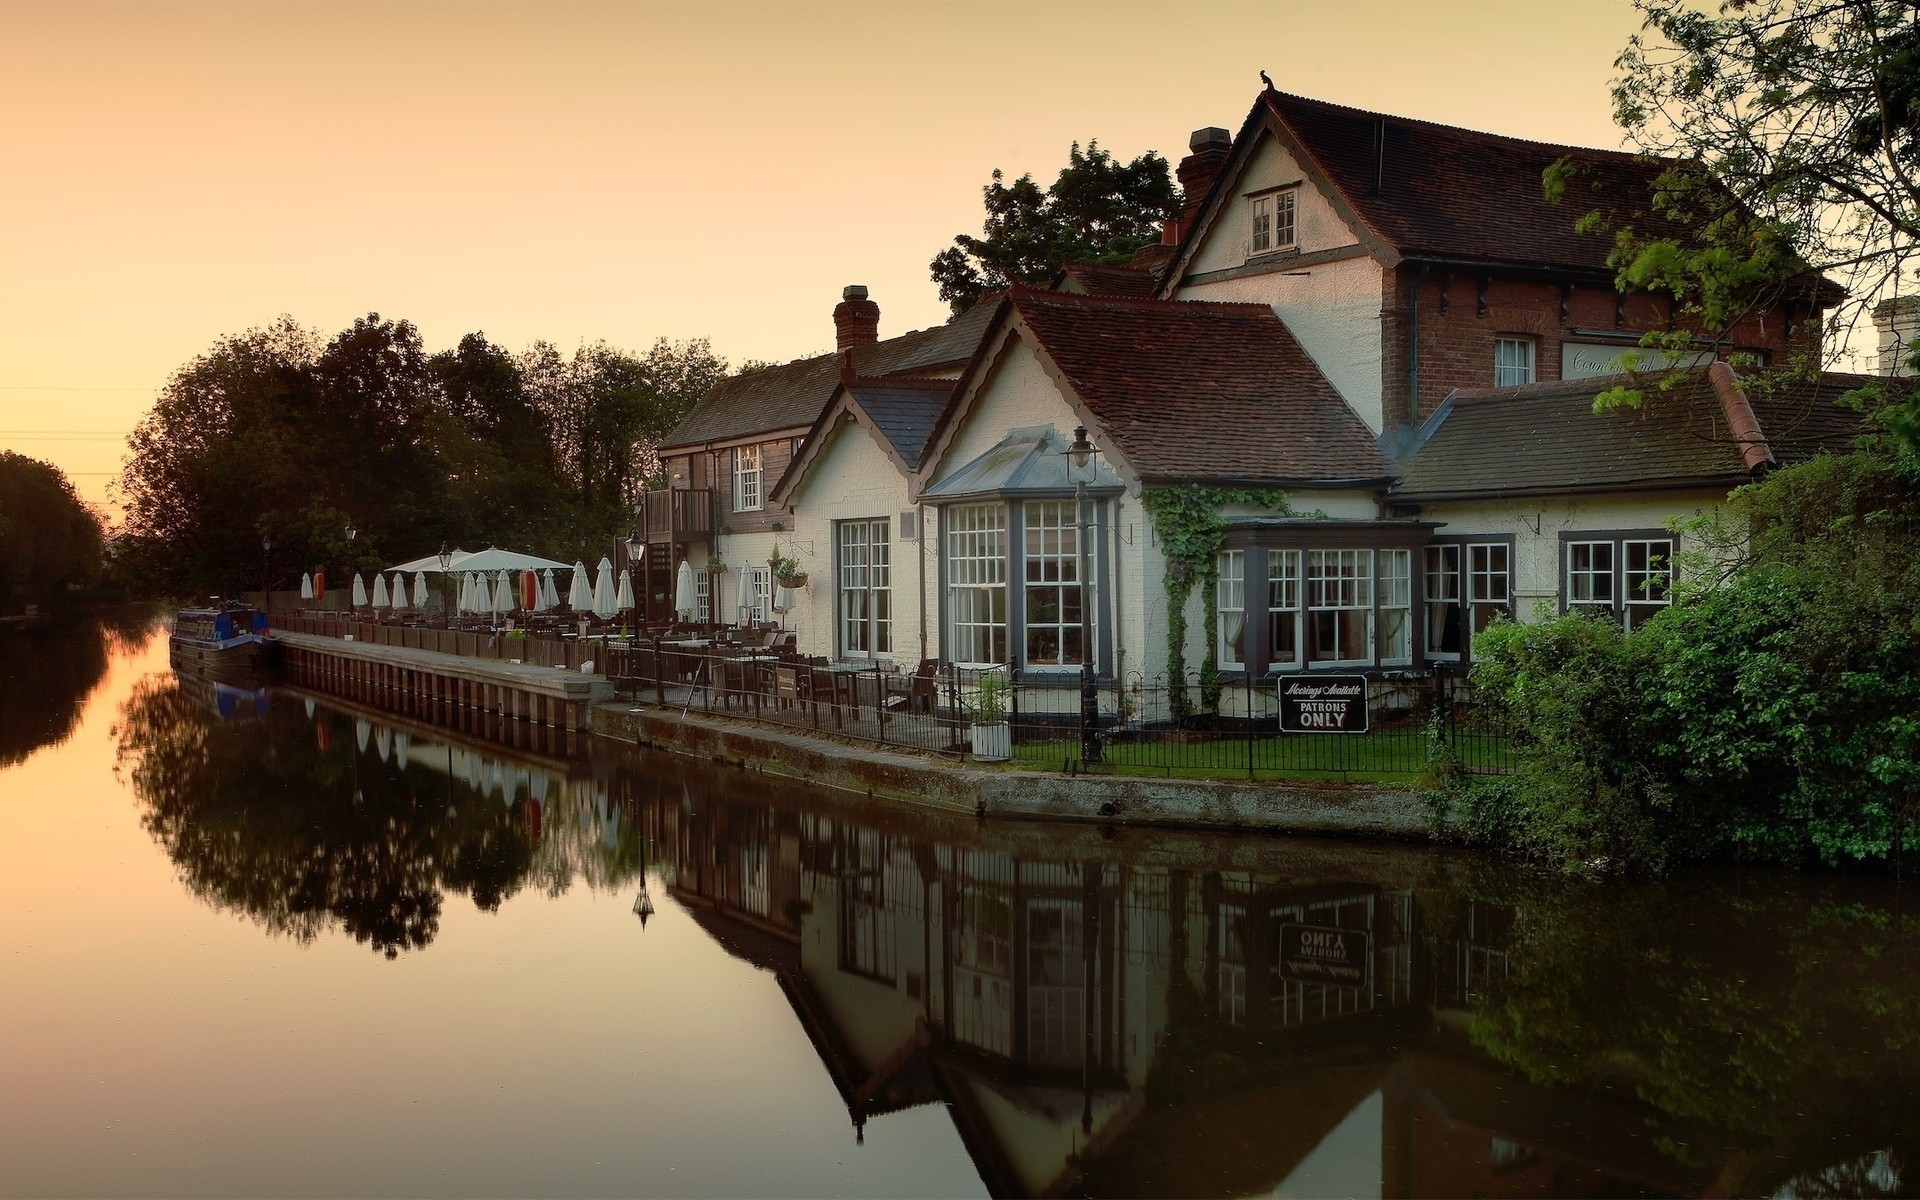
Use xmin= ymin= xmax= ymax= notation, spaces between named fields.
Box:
xmin=970 ymin=670 xmax=1011 ymax=761
xmin=769 ymin=547 xmax=808 ymax=589
xmin=706 ymin=554 xmax=728 ymax=575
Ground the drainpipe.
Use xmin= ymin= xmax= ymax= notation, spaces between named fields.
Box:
xmin=1110 ymin=497 xmax=1124 ymax=688
xmin=917 ymin=502 xmax=929 ymax=662
xmin=1407 ymin=263 xmax=1428 ymax=428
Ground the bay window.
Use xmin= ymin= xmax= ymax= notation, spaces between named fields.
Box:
xmin=1024 ymin=501 xmax=1087 ymax=667
xmin=1217 ymin=550 xmax=1246 ymax=669
xmin=947 ymin=504 xmax=1007 ymax=666
xmin=1308 ymin=549 xmax=1374 ymax=665
xmin=1266 ymin=549 xmax=1301 ymax=670
xmin=1380 ymin=548 xmax=1412 ymax=665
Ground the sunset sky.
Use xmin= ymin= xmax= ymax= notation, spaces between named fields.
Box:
xmin=0 ymin=0 xmax=1644 ymax=514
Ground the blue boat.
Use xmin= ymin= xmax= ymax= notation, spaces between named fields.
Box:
xmin=169 ymin=603 xmax=279 ymax=682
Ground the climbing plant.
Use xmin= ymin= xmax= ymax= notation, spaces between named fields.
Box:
xmin=1140 ymin=485 xmax=1292 ymax=720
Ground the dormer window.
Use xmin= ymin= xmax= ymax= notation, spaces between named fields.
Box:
xmin=1250 ymin=189 xmax=1297 ymax=256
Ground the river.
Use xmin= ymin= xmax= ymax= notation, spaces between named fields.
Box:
xmin=1 ymin=614 xmax=1915 ymax=1198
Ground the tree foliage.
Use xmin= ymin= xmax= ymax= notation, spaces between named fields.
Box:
xmin=930 ymin=140 xmax=1181 ymax=312
xmin=0 ymin=451 xmax=105 ymax=594
xmin=1566 ymin=0 xmax=1920 ymax=444
xmin=115 ymin=315 xmax=726 ymax=596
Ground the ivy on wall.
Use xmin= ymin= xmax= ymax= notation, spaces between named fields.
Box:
xmin=1140 ymin=485 xmax=1293 ymax=720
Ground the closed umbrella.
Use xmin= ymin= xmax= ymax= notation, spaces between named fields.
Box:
xmin=591 ymin=556 xmax=617 ymax=619
xmin=457 ymin=572 xmax=471 ymax=613
xmin=351 ymin=573 xmax=368 ymax=608
xmin=392 ymin=572 xmax=408 ymax=608
xmin=674 ymin=559 xmax=696 ymax=620
xmin=463 ymin=572 xmax=482 ymax=614
xmin=372 ymin=573 xmax=390 ymax=610
xmin=300 ymin=573 xmax=314 ymax=601
xmin=541 ymin=569 xmax=560 ymax=612
xmin=615 ymin=567 xmax=635 ymax=614
xmin=412 ymin=571 xmax=429 ymax=608
xmin=520 ymin=569 xmax=538 ymax=612
xmin=493 ymin=570 xmax=515 ymax=615
xmin=568 ymin=561 xmax=591 ymax=612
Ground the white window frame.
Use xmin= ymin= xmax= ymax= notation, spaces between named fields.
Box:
xmin=1424 ymin=544 xmax=1463 ymax=662
xmin=742 ymin=566 xmax=771 ymax=625
xmin=1565 ymin=540 xmax=1616 ymax=619
xmin=1380 ymin=548 xmax=1413 ymax=666
xmin=1023 ymin=500 xmax=1090 ymax=669
xmin=946 ymin=503 xmax=1008 ymax=668
xmin=1248 ymin=188 xmax=1298 ymax=258
xmin=1467 ymin=542 xmax=1512 ymax=637
xmin=838 ymin=518 xmax=891 ymax=659
xmin=1307 ymin=549 xmax=1374 ymax=667
xmin=733 ymin=444 xmax=763 ymax=512
xmin=1494 ymin=337 xmax=1536 ymax=388
xmin=1266 ymin=549 xmax=1301 ymax=671
xmin=694 ymin=567 xmax=710 ymax=623
xmin=1250 ymin=194 xmax=1273 ymax=255
xmin=1273 ymin=187 xmax=1297 ymax=250
xmin=1216 ymin=549 xmax=1246 ymax=670
xmin=1622 ymin=538 xmax=1674 ymax=631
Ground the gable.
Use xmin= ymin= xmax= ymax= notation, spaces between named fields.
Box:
xmin=1185 ymin=129 xmax=1362 ymax=277
xmin=788 ymin=409 xmax=910 ymax=510
xmin=932 ymin=337 xmax=1088 ymax=490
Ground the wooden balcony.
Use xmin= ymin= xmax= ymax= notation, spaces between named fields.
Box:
xmin=638 ymin=487 xmax=713 ymax=543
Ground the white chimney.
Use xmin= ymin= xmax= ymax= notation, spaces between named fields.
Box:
xmin=1873 ymin=295 xmax=1920 ymax=375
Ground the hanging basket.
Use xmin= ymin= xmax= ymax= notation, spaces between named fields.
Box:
xmin=775 ymin=571 xmax=808 ymax=589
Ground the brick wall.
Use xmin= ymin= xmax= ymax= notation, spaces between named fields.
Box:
xmin=1386 ymin=267 xmax=1821 ymax=423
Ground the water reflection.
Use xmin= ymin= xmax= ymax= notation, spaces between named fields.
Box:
xmin=0 ymin=608 xmax=158 ymax=766
xmin=112 ymin=663 xmax=1919 ymax=1197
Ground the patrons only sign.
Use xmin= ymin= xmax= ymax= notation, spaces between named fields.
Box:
xmin=1278 ymin=922 xmax=1370 ymax=987
xmin=1278 ymin=675 xmax=1369 ymax=733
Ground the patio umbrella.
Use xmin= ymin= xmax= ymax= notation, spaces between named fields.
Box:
xmin=541 ymin=569 xmax=560 ymax=611
xmin=456 ymin=572 xmax=471 ymax=613
xmin=674 ymin=559 xmax=696 ymax=620
xmin=351 ymin=573 xmax=368 ymax=608
xmin=463 ymin=572 xmax=482 ymax=614
xmin=591 ymin=556 xmax=618 ymax=619
xmin=300 ymin=573 xmax=314 ymax=601
xmin=412 ymin=571 xmax=429 ymax=608
xmin=614 ymin=566 xmax=635 ymax=614
xmin=371 ymin=573 xmax=390 ymax=610
xmin=392 ymin=572 xmax=408 ymax=607
xmin=567 ymin=561 xmax=591 ymax=611
xmin=493 ymin=570 xmax=515 ymax=615
xmin=314 ymin=570 xmax=326 ymax=601
xmin=520 ymin=569 xmax=538 ymax=612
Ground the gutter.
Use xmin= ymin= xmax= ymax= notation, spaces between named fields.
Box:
xmin=1389 ymin=473 xmax=1750 ymax=504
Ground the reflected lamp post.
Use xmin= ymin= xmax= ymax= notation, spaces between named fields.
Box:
xmin=1067 ymin=426 xmax=1102 ymax=765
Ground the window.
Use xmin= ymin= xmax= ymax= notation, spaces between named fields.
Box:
xmin=838 ymin=519 xmax=891 ymax=657
xmin=1308 ymin=549 xmax=1374 ymax=665
xmin=1025 ymin=501 xmax=1088 ymax=667
xmin=1565 ymin=540 xmax=1615 ymax=619
xmin=1494 ymin=337 xmax=1536 ymax=388
xmin=733 ymin=445 xmax=762 ymax=512
xmin=1380 ymin=548 xmax=1412 ymax=665
xmin=1217 ymin=550 xmax=1246 ymax=669
xmin=1424 ymin=545 xmax=1463 ymax=658
xmin=1467 ymin=543 xmax=1512 ymax=634
xmin=1267 ymin=549 xmax=1301 ymax=670
xmin=743 ymin=566 xmax=771 ymax=624
xmin=1622 ymin=538 xmax=1673 ymax=630
xmin=694 ymin=567 xmax=710 ymax=623
xmin=1249 ymin=189 xmax=1297 ymax=256
xmin=947 ymin=504 xmax=1007 ymax=666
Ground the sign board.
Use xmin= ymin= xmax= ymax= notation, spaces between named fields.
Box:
xmin=1278 ymin=922 xmax=1370 ymax=987
xmin=1560 ymin=341 xmax=1716 ymax=381
xmin=1278 ymin=675 xmax=1368 ymax=733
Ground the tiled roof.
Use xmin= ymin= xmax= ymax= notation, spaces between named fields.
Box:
xmin=1264 ymin=90 xmax=1689 ymax=273
xmin=659 ymin=298 xmax=997 ymax=450
xmin=1002 ymin=288 xmax=1387 ymax=485
xmin=845 ymin=378 xmax=951 ymax=471
xmin=1057 ymin=261 xmax=1162 ymax=297
xmin=1392 ymin=369 xmax=1877 ymax=500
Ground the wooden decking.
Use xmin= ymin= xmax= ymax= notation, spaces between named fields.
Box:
xmin=278 ymin=631 xmax=612 ymax=730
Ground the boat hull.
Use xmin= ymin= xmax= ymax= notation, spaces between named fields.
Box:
xmin=169 ymin=633 xmax=278 ymax=683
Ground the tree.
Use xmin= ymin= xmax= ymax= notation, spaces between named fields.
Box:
xmin=0 ymin=452 xmax=105 ymax=595
xmin=1569 ymin=0 xmax=1920 ymax=448
xmin=930 ymin=140 xmax=1181 ymax=312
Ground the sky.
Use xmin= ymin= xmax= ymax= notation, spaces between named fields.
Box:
xmin=0 ymin=0 xmax=1645 ymax=514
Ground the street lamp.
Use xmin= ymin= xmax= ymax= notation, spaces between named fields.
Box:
xmin=1067 ymin=426 xmax=1101 ymax=764
xmin=625 ymin=528 xmax=644 ymax=633
xmin=438 ymin=542 xmax=453 ymax=624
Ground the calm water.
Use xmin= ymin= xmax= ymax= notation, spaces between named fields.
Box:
xmin=3 ymin=615 xmax=1917 ymax=1199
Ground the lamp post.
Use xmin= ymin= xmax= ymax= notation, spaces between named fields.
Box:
xmin=625 ymin=528 xmax=644 ymax=634
xmin=1067 ymin=426 xmax=1102 ymax=765
xmin=438 ymin=542 xmax=453 ymax=625
xmin=260 ymin=532 xmax=273 ymax=613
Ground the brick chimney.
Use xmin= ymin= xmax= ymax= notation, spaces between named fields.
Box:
xmin=833 ymin=285 xmax=880 ymax=352
xmin=1176 ymin=127 xmax=1233 ymax=229
xmin=1874 ymin=295 xmax=1920 ymax=375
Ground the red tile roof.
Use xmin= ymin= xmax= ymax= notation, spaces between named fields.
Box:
xmin=1057 ymin=261 xmax=1162 ymax=297
xmin=1002 ymin=288 xmax=1386 ymax=485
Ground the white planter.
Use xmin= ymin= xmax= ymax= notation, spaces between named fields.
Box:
xmin=971 ymin=721 xmax=1011 ymax=762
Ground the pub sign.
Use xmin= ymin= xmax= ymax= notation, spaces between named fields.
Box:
xmin=1278 ymin=675 xmax=1369 ymax=733
xmin=1278 ymin=922 xmax=1370 ymax=987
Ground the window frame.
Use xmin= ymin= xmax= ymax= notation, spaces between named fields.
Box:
xmin=1424 ymin=535 xmax=1515 ymax=664
xmin=1265 ymin=548 xmax=1302 ymax=672
xmin=945 ymin=502 xmax=1009 ymax=669
xmin=733 ymin=444 xmax=763 ymax=512
xmin=837 ymin=517 xmax=892 ymax=660
xmin=1493 ymin=336 xmax=1537 ymax=388
xmin=1247 ymin=186 xmax=1299 ymax=258
xmin=694 ymin=567 xmax=710 ymax=623
xmin=1023 ymin=499 xmax=1092 ymax=670
xmin=1558 ymin=529 xmax=1676 ymax=628
xmin=1217 ymin=549 xmax=1247 ymax=670
xmin=1306 ymin=548 xmax=1375 ymax=668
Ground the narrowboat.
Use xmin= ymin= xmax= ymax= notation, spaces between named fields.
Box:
xmin=170 ymin=603 xmax=279 ymax=681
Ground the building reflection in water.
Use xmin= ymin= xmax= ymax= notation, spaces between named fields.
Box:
xmin=119 ymin=665 xmax=1917 ymax=1199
